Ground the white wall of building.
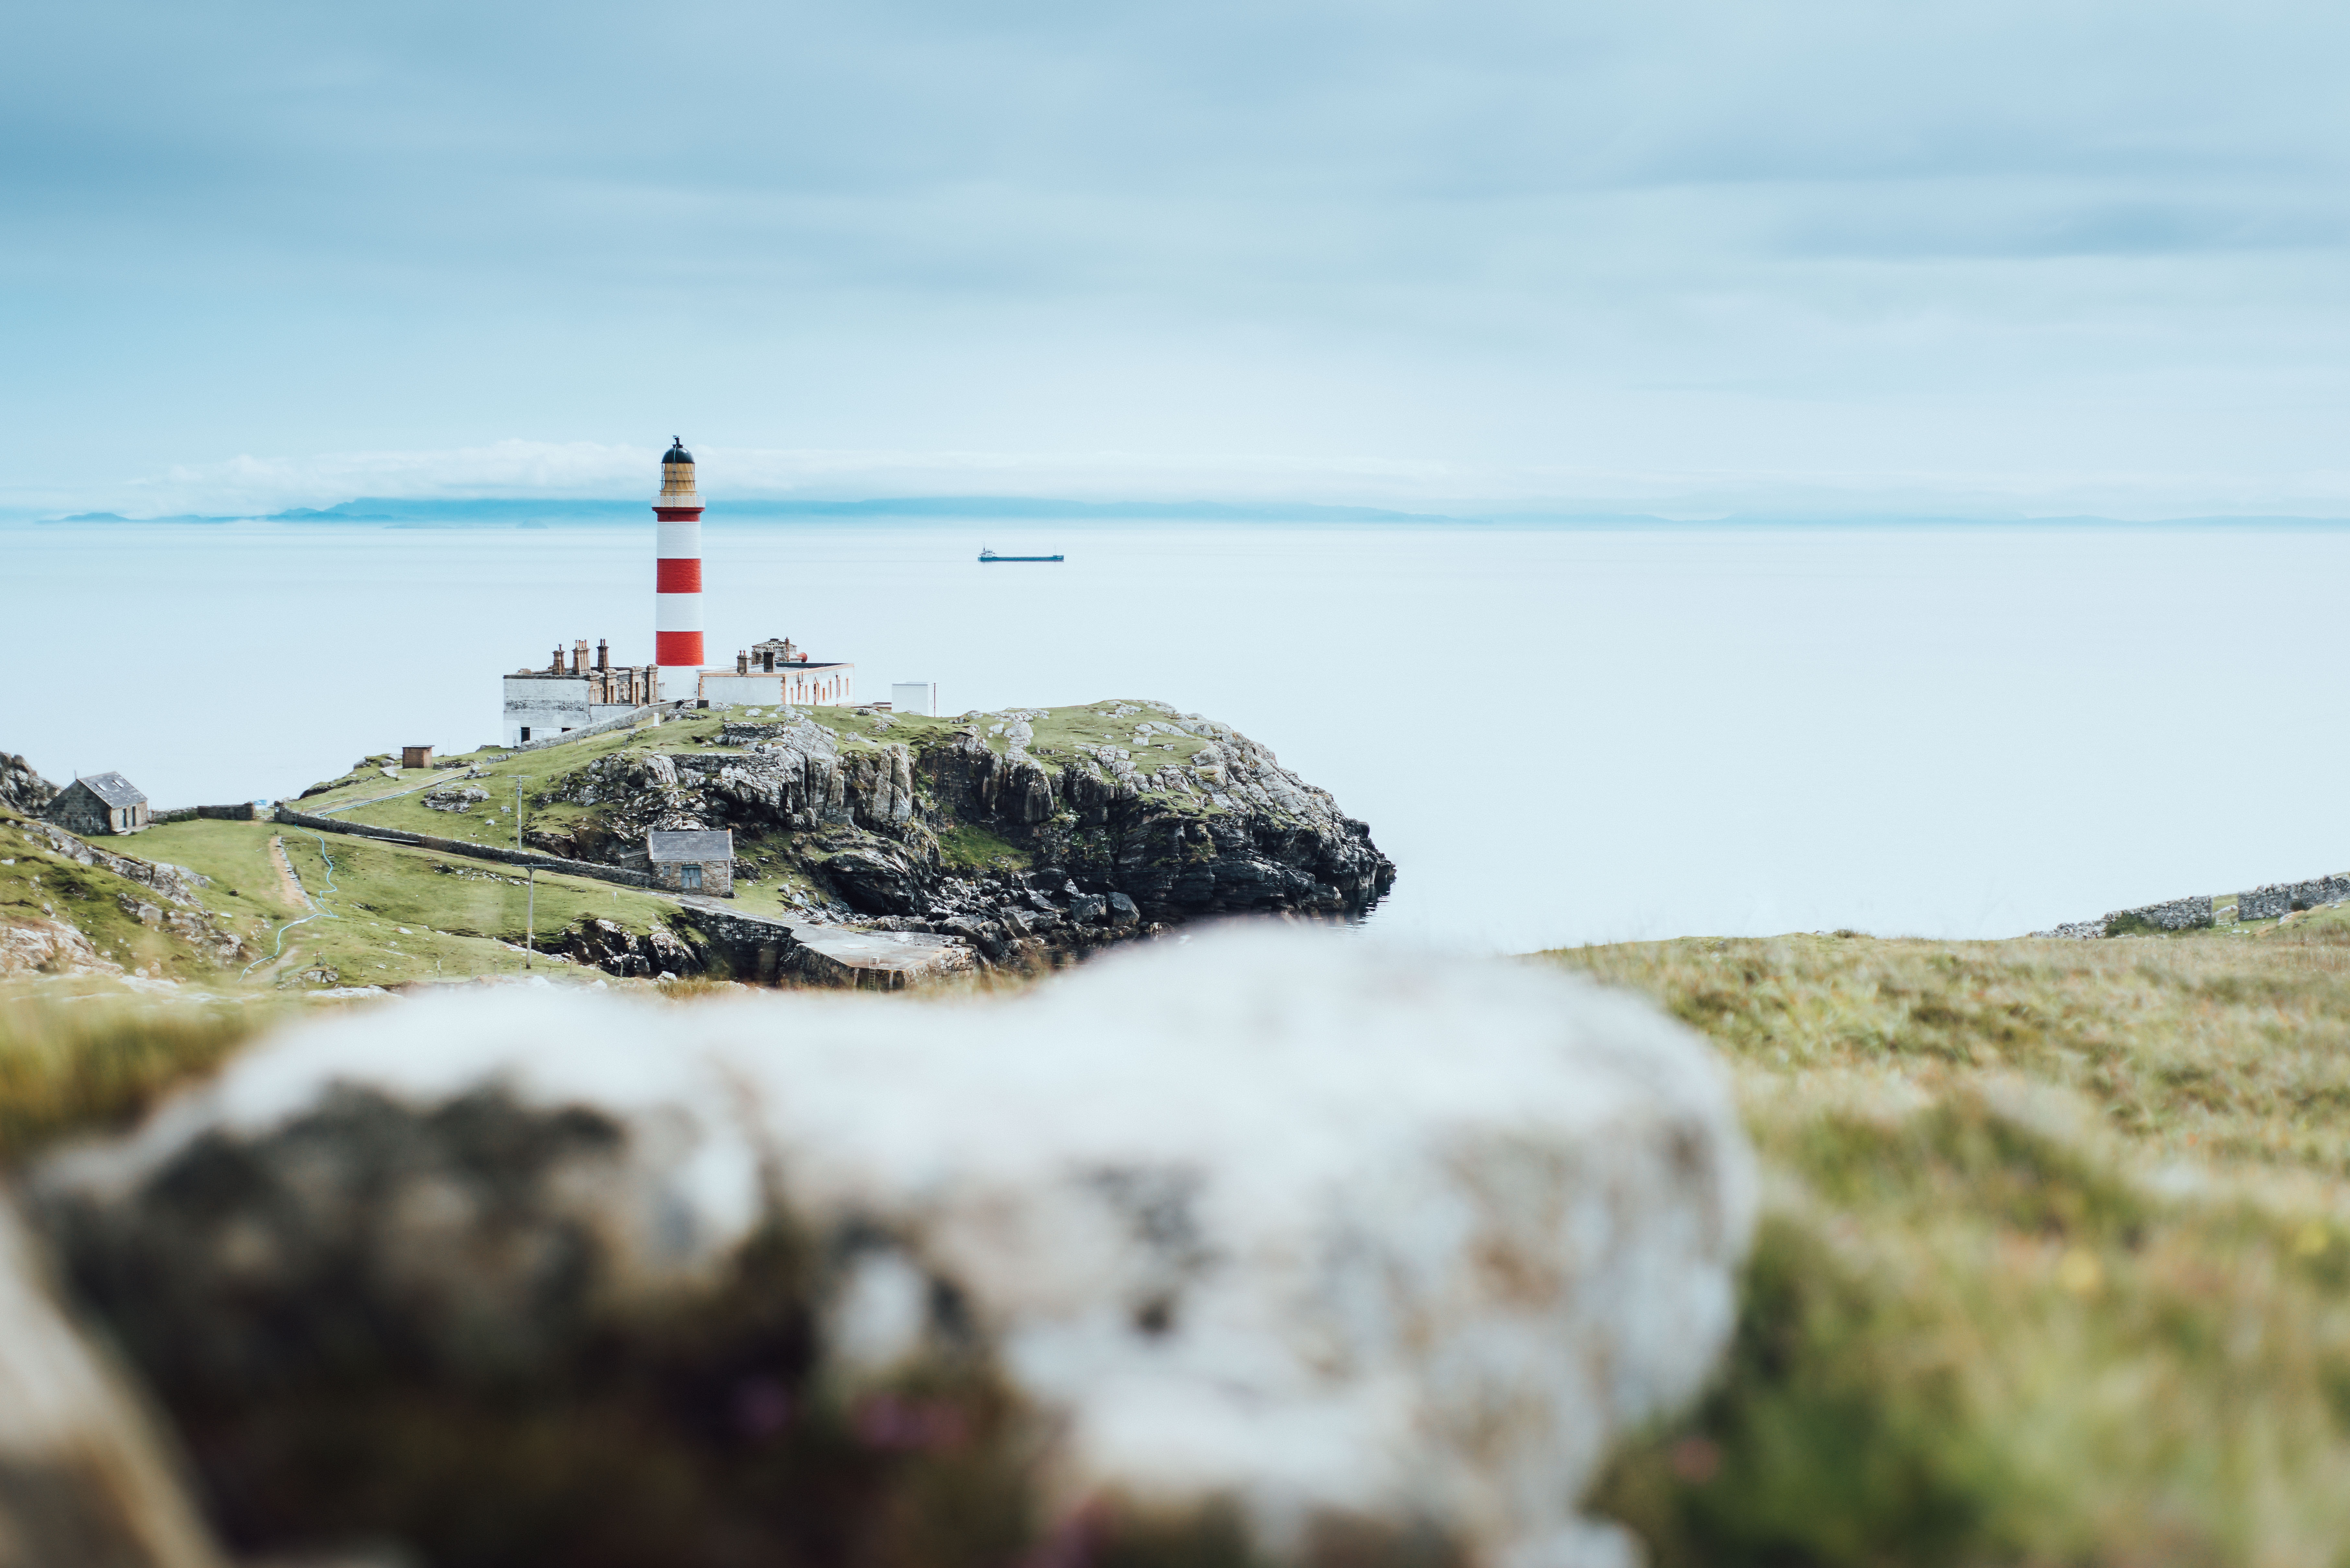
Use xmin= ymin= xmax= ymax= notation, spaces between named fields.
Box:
xmin=698 ymin=673 xmax=787 ymax=707
xmin=891 ymin=681 xmax=939 ymax=716
xmin=699 ymin=666 xmax=856 ymax=708
xmin=502 ymin=675 xmax=594 ymax=746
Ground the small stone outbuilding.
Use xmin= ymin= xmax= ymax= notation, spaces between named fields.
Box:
xmin=649 ymin=829 xmax=734 ymax=896
xmin=41 ymin=773 xmax=149 ymax=836
xmin=402 ymin=745 xmax=435 ymax=770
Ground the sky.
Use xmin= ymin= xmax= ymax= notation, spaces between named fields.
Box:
xmin=6 ymin=0 xmax=2349 ymax=518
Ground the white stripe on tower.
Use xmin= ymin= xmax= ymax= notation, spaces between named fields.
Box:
xmin=653 ymin=437 xmax=705 ymax=691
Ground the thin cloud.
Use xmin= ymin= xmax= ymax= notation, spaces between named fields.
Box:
xmin=4 ymin=0 xmax=2349 ymax=511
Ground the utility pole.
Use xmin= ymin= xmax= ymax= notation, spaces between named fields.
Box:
xmin=516 ymin=780 xmax=532 ymax=970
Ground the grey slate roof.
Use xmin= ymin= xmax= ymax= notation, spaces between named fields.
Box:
xmin=648 ymin=829 xmax=733 ymax=863
xmin=76 ymin=772 xmax=146 ymax=808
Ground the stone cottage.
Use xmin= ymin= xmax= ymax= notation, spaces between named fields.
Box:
xmin=648 ymin=829 xmax=734 ymax=895
xmin=42 ymin=773 xmax=149 ymax=836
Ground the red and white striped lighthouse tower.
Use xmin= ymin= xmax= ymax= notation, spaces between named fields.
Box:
xmin=653 ymin=437 xmax=704 ymax=695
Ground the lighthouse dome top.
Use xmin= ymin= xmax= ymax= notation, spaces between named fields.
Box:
xmin=662 ymin=438 xmax=694 ymax=466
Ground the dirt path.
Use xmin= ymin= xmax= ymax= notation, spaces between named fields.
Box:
xmin=268 ymin=835 xmax=306 ymax=910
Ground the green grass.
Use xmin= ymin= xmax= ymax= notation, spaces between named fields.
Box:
xmin=0 ymin=811 xmax=281 ymax=979
xmin=259 ymin=831 xmax=685 ymax=988
xmin=307 ymin=701 xmax=1230 ymax=867
xmin=293 ymin=729 xmax=642 ymax=823
xmin=713 ymin=828 xmax=837 ymax=921
xmin=798 ymin=704 xmax=967 ymax=751
xmin=1543 ymin=933 xmax=2350 ymax=1567
xmin=0 ymin=790 xmax=720 ymax=1170
xmin=0 ymin=988 xmax=281 ymax=1163
xmin=935 ymin=822 xmax=1032 ymax=872
xmin=132 ymin=818 xmax=299 ymax=910
xmin=913 ymin=699 xmax=1223 ymax=819
xmin=306 ymin=724 xmax=687 ymax=845
xmin=123 ymin=815 xmax=686 ymax=989
xmin=952 ymin=699 xmax=1211 ymax=769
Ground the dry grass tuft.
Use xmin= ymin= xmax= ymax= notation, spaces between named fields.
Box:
xmin=1544 ymin=934 xmax=2350 ymax=1568
xmin=0 ymin=987 xmax=284 ymax=1165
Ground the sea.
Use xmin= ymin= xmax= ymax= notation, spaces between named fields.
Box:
xmin=5 ymin=514 xmax=2346 ymax=952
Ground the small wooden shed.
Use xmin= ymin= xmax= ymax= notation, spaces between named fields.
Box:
xmin=648 ymin=829 xmax=735 ymax=896
xmin=42 ymin=773 xmax=149 ymax=836
xmin=402 ymin=745 xmax=435 ymax=770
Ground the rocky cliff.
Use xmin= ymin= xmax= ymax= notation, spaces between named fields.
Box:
xmin=534 ymin=700 xmax=1395 ymax=965
xmin=1 ymin=752 xmax=56 ymax=816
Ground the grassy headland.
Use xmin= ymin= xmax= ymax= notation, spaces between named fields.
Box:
xmin=19 ymin=701 xmax=2350 ymax=1561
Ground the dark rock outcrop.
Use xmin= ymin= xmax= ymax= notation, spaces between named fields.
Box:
xmin=540 ymin=702 xmax=1396 ymax=967
xmin=560 ymin=914 xmax=706 ymax=979
xmin=1 ymin=751 xmax=58 ymax=815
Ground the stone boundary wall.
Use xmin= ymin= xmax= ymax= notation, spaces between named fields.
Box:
xmin=2035 ymin=894 xmax=2215 ymax=939
xmin=2237 ymin=874 xmax=2350 ymax=922
xmin=509 ymin=706 xmax=662 ymax=755
xmin=153 ymin=804 xmax=261 ymax=824
xmin=269 ymin=807 xmax=654 ymax=890
xmin=2039 ymin=876 xmax=2350 ymax=937
xmin=2104 ymin=895 xmax=2215 ymax=933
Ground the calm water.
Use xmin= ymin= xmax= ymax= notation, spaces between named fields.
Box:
xmin=6 ymin=516 xmax=2346 ymax=950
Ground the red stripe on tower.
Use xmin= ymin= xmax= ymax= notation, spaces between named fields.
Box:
xmin=653 ymin=437 xmax=705 ymax=685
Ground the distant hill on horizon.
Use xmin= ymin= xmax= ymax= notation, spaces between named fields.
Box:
xmin=31 ymin=498 xmax=2350 ymax=528
xmin=41 ymin=495 xmax=1464 ymax=526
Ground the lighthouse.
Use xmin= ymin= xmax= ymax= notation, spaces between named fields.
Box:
xmin=653 ymin=437 xmax=704 ymax=691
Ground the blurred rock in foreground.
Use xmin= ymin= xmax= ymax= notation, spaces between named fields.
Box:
xmin=27 ymin=929 xmax=1754 ymax=1568
xmin=0 ymin=1197 xmax=226 ymax=1568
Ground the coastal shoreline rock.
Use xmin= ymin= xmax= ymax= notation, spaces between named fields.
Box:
xmin=541 ymin=701 xmax=1396 ymax=969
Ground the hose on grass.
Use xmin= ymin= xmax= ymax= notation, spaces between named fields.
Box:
xmin=241 ymin=830 xmax=342 ymax=980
